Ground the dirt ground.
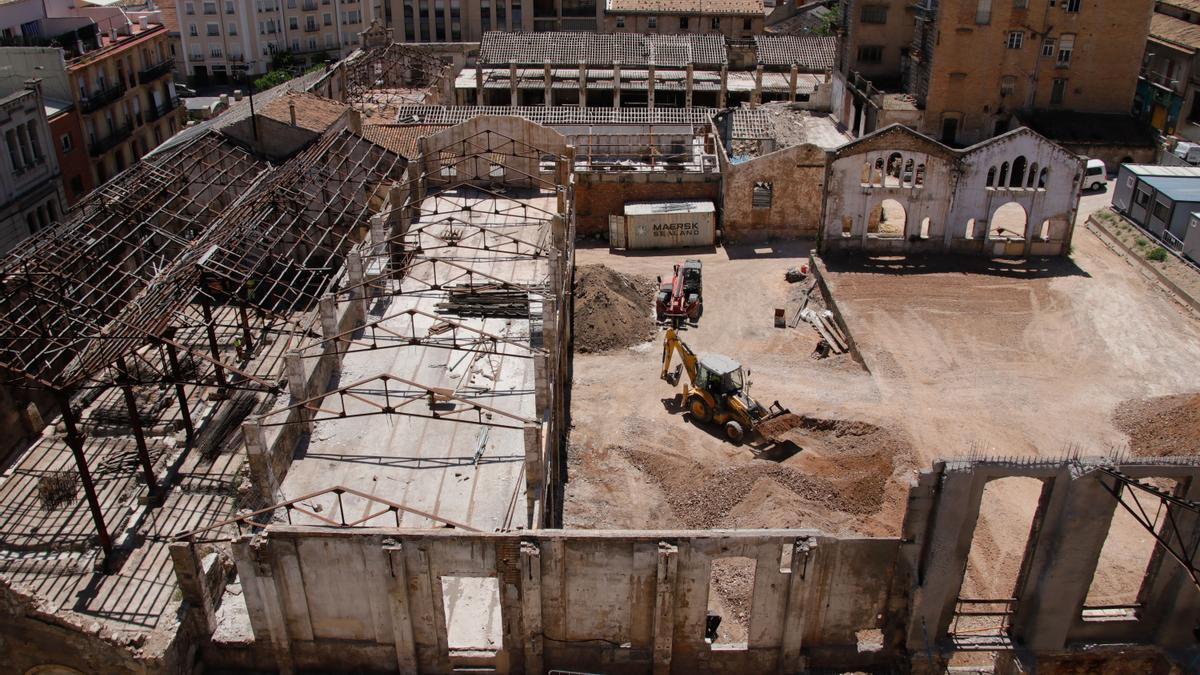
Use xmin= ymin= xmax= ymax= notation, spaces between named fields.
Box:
xmin=564 ymin=187 xmax=1200 ymax=617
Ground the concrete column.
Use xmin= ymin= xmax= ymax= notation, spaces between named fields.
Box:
xmin=285 ymin=350 xmax=310 ymax=431
xmin=169 ymin=541 xmax=217 ymax=632
xmin=509 ymin=61 xmax=519 ymax=107
xmin=685 ymin=63 xmax=694 ymax=108
xmin=370 ymin=213 xmax=387 ymax=247
xmin=347 ymin=251 xmax=366 ymax=317
xmin=719 ymin=65 xmax=728 ymax=108
xmin=384 ymin=544 xmax=420 ymax=673
xmin=652 ymin=542 xmax=678 ymax=675
xmin=612 ymin=60 xmax=622 ymax=107
xmin=1147 ymin=475 xmax=1200 ymax=646
xmin=778 ymin=537 xmax=817 ymax=672
xmin=319 ymin=294 xmax=338 ymax=340
xmin=243 ymin=419 xmax=280 ymax=504
xmin=232 ymin=536 xmax=295 ymax=674
xmin=520 ymin=542 xmax=544 ymax=675
xmin=524 ymin=423 xmax=543 ymax=527
xmin=269 ymin=537 xmax=315 ymax=643
xmin=543 ymin=61 xmax=552 ymax=106
xmin=647 ymin=63 xmax=656 ymax=110
xmin=789 ymin=63 xmax=799 ymax=102
xmin=578 ymin=60 xmax=588 ymax=108
xmin=752 ymin=65 xmax=763 ymax=108
xmin=476 ymin=65 xmax=485 ymax=106
xmin=532 ymin=353 xmax=549 ymax=413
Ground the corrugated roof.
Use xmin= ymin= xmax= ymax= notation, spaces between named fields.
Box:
xmin=605 ymin=0 xmax=763 ymax=15
xmin=479 ymin=31 xmax=727 ymax=67
xmin=1123 ymin=164 xmax=1200 ymax=177
xmin=360 ymin=124 xmax=449 ymax=159
xmin=1140 ymin=174 xmax=1200 ymax=202
xmin=1151 ymin=12 xmax=1200 ymax=52
xmin=753 ymin=35 xmax=837 ymax=69
xmin=1160 ymin=0 xmax=1200 ymax=13
xmin=258 ymin=91 xmax=347 ymax=133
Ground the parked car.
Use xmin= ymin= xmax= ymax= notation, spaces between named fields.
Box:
xmin=1173 ymin=141 xmax=1200 ymax=165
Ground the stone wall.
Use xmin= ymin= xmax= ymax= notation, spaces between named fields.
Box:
xmin=719 ymin=142 xmax=829 ymax=241
xmin=574 ymin=172 xmax=721 ymax=236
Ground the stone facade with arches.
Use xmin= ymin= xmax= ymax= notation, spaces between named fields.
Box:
xmin=822 ymin=125 xmax=1083 ymax=257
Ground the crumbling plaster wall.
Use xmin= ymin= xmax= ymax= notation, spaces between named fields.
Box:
xmin=574 ymin=172 xmax=720 ymax=236
xmin=210 ymin=528 xmax=902 ymax=674
xmin=717 ymin=139 xmax=829 ymax=241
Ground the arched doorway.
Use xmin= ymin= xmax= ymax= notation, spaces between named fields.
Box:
xmin=868 ymin=199 xmax=907 ymax=237
xmin=989 ymin=202 xmax=1027 ymax=239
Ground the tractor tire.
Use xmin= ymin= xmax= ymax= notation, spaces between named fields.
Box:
xmin=724 ymin=421 xmax=745 ymax=445
xmin=688 ymin=396 xmax=712 ymax=423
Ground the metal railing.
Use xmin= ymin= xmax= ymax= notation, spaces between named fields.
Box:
xmin=138 ymin=57 xmax=175 ymax=84
xmin=89 ymin=124 xmax=132 ymax=156
xmin=79 ymin=83 xmax=126 ymax=113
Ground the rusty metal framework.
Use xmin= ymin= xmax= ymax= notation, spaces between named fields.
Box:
xmin=344 ymin=42 xmax=450 ymax=118
xmin=1098 ymin=466 xmax=1200 ymax=594
xmin=0 ymin=118 xmax=412 ymax=559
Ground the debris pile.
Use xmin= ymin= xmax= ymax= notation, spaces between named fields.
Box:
xmin=573 ymin=265 xmax=657 ymax=353
xmin=1114 ymin=393 xmax=1200 ymax=456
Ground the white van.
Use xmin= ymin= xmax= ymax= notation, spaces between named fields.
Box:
xmin=1083 ymin=158 xmax=1107 ymax=191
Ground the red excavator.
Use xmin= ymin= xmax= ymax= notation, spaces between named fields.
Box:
xmin=655 ymin=259 xmax=703 ymax=327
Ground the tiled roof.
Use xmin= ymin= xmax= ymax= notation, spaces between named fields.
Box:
xmin=360 ymin=124 xmax=449 ymax=158
xmin=1160 ymin=0 xmax=1200 ymax=13
xmin=605 ymin=0 xmax=763 ymax=15
xmin=754 ymin=35 xmax=837 ymax=69
xmin=257 ymin=91 xmax=347 ymax=133
xmin=479 ymin=31 xmax=727 ymax=67
xmin=1151 ymin=12 xmax=1200 ymax=52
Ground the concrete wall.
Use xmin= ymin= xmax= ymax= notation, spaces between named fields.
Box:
xmin=822 ymin=125 xmax=1083 ymax=257
xmin=574 ymin=171 xmax=720 ymax=236
xmin=212 ymin=527 xmax=902 ymax=674
xmin=719 ymin=141 xmax=832 ymax=241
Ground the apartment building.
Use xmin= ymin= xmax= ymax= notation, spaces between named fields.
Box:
xmin=602 ymin=0 xmax=765 ymax=38
xmin=1136 ymin=1 xmax=1200 ymax=140
xmin=0 ymin=80 xmax=67 ymax=253
xmin=389 ymin=0 xmax=603 ymax=42
xmin=906 ymin=0 xmax=1155 ymax=146
xmin=160 ymin=0 xmax=380 ymax=79
xmin=840 ymin=0 xmax=913 ymax=82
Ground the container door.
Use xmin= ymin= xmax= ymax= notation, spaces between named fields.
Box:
xmin=609 ymin=215 xmax=626 ymax=248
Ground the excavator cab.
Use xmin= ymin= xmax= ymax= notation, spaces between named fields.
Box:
xmin=695 ymin=354 xmax=744 ymax=398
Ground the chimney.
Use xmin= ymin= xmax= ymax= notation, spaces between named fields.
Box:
xmin=233 ymin=89 xmax=243 ymax=101
xmin=219 ymin=93 xmax=229 ymax=107
xmin=348 ymin=108 xmax=361 ymax=134
xmin=289 ymin=100 xmax=297 ymax=126
xmin=138 ymin=15 xmax=149 ymax=30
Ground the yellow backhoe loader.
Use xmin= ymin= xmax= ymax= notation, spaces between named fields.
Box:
xmin=660 ymin=328 xmax=795 ymax=444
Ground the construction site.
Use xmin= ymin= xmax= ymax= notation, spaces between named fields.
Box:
xmin=0 ymin=24 xmax=1199 ymax=675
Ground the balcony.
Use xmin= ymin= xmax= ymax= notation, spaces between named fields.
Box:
xmin=89 ymin=124 xmax=133 ymax=156
xmin=190 ymin=53 xmax=206 ymax=61
xmin=1142 ymin=69 xmax=1183 ymax=94
xmin=302 ymin=0 xmax=317 ymax=8
xmin=228 ymin=53 xmax=245 ymax=61
xmin=79 ymin=83 xmax=126 ymax=114
xmin=304 ymin=23 xmax=319 ymax=31
xmin=145 ymin=99 xmax=180 ymax=123
xmin=138 ymin=58 xmax=175 ymax=84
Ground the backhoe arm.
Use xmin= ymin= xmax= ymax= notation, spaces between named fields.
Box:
xmin=661 ymin=328 xmax=698 ymax=386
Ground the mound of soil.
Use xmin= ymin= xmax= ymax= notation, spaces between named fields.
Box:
xmin=1114 ymin=393 xmax=1200 ymax=456
xmin=573 ymin=265 xmax=656 ymax=353
xmin=618 ymin=415 xmax=914 ymax=533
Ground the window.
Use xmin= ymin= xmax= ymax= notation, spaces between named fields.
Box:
xmin=203 ymin=1 xmax=217 ymax=12
xmin=440 ymin=165 xmax=457 ymax=177
xmin=1153 ymin=199 xmax=1170 ymax=223
xmin=489 ymin=163 xmax=504 ymax=178
xmin=225 ymin=0 xmax=234 ymax=11
xmin=210 ymin=45 xmax=223 ymax=57
xmin=189 ymin=23 xmax=198 ymax=35
xmin=186 ymin=1 xmax=195 ymax=13
xmin=1000 ymin=75 xmax=1015 ymax=97
xmin=1065 ymin=0 xmax=1080 ymax=11
xmin=976 ymin=0 xmax=991 ymax=24
xmin=1057 ymin=34 xmax=1074 ymax=65
xmin=613 ymin=13 xmax=623 ymax=27
xmin=325 ymin=33 xmax=335 ymax=47
xmin=61 ymin=134 xmax=72 ymax=152
xmin=289 ymin=16 xmax=298 ymax=28
xmin=1013 ymin=0 xmax=1027 ymax=6
xmin=207 ymin=22 xmax=219 ymax=35
xmin=1135 ymin=188 xmax=1150 ymax=207
xmin=1041 ymin=37 xmax=1055 ymax=57
xmin=711 ymin=16 xmax=720 ymax=29
xmin=742 ymin=17 xmax=751 ymax=30
xmin=228 ymin=22 xmax=238 ymax=34
xmin=857 ymin=45 xmax=883 ymax=64
xmin=1050 ymin=78 xmax=1066 ymax=104
xmin=648 ymin=16 xmax=656 ymax=28
xmin=861 ymin=4 xmax=888 ymax=23
xmin=679 ymin=16 xmax=687 ymax=30
xmin=70 ymin=175 xmax=83 ymax=196
xmin=1007 ymin=31 xmax=1022 ymax=49
xmin=752 ymin=181 xmax=773 ymax=208
xmin=324 ymin=12 xmax=332 ymax=24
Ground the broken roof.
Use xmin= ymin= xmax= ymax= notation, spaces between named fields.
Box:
xmin=754 ymin=35 xmax=837 ymax=69
xmin=479 ymin=31 xmax=727 ymax=67
xmin=605 ymin=0 xmax=763 ymax=15
xmin=360 ymin=124 xmax=450 ymax=159
xmin=258 ymin=91 xmax=348 ymax=133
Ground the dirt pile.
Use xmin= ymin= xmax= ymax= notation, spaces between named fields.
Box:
xmin=1114 ymin=393 xmax=1200 ymax=456
xmin=618 ymin=415 xmax=913 ymax=533
xmin=573 ymin=264 xmax=657 ymax=353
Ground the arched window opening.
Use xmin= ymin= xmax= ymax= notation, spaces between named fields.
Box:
xmin=1027 ymin=162 xmax=1039 ymax=188
xmin=868 ymin=199 xmax=907 ymax=237
xmin=998 ymin=161 xmax=1009 ymax=188
xmin=874 ymin=157 xmax=885 ymax=186
xmin=886 ymin=152 xmax=903 ymax=187
xmin=964 ymin=218 xmax=976 ymax=239
xmin=1038 ymin=167 xmax=1048 ymax=188
xmin=916 ymin=163 xmax=926 ymax=187
xmin=987 ymin=167 xmax=996 ymax=187
xmin=861 ymin=162 xmax=872 ymax=185
xmin=920 ymin=217 xmax=931 ymax=238
xmin=1039 ymin=219 xmax=1051 ymax=240
xmin=903 ymin=158 xmax=915 ymax=187
xmin=989 ymin=202 xmax=1028 ymax=239
xmin=1011 ymin=156 xmax=1027 ymax=188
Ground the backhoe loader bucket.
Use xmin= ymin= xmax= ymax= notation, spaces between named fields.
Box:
xmin=664 ymin=363 xmax=683 ymax=387
xmin=754 ymin=403 xmax=801 ymax=441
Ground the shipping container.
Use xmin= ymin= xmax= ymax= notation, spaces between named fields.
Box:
xmin=612 ymin=200 xmax=716 ymax=250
